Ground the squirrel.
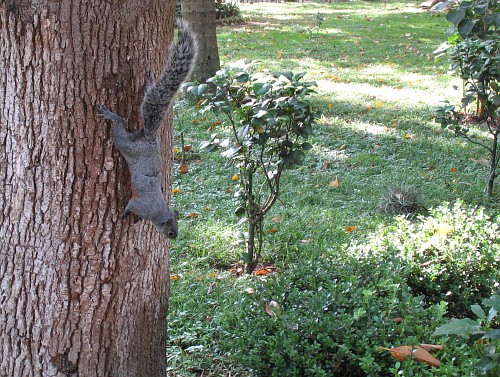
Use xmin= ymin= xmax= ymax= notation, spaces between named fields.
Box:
xmin=97 ymin=21 xmax=198 ymax=239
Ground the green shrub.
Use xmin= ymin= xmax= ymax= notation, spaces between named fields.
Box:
xmin=215 ymin=0 xmax=242 ymax=24
xmin=385 ymin=201 xmax=500 ymax=317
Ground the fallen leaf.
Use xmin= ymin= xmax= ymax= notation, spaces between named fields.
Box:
xmin=449 ymin=167 xmax=458 ymax=173
xmin=265 ymin=302 xmax=276 ymax=317
xmin=170 ymin=275 xmax=180 ymax=281
xmin=329 ymin=176 xmax=340 ymax=188
xmin=268 ymin=227 xmax=279 ymax=233
xmin=339 ymin=144 xmax=346 ymax=151
xmin=186 ymin=212 xmax=199 ymax=219
xmin=377 ymin=346 xmax=441 ymax=368
xmin=179 ymin=164 xmax=189 ymax=174
xmin=255 ymin=269 xmax=272 ymax=276
xmin=376 ymin=101 xmax=383 ymax=108
xmin=392 ymin=317 xmax=403 ymax=323
xmin=276 ymin=50 xmax=283 ymax=58
xmin=420 ymin=344 xmax=444 ymax=352
xmin=173 ymin=147 xmax=180 ymax=153
xmin=172 ymin=188 xmax=182 ymax=194
xmin=272 ymin=217 xmax=283 ymax=222
xmin=323 ymin=161 xmax=331 ymax=169
xmin=404 ymin=133 xmax=415 ymax=140
xmin=183 ymin=145 xmax=193 ymax=152
xmin=345 ymin=226 xmax=356 ymax=232
xmin=328 ymin=103 xmax=334 ymax=109
xmin=232 ymin=174 xmax=239 ymax=181
xmin=243 ymin=288 xmax=255 ymax=294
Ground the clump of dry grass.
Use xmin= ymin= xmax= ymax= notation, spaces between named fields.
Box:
xmin=380 ymin=184 xmax=425 ymax=216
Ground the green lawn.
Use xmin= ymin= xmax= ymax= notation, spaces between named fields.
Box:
xmin=167 ymin=2 xmax=499 ymax=376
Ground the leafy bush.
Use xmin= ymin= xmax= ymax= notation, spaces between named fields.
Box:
xmin=433 ymin=0 xmax=500 ymax=197
xmin=168 ymin=202 xmax=498 ymax=376
xmin=385 ymin=201 xmax=500 ymax=317
xmin=215 ymin=0 xmax=242 ymax=24
xmin=433 ymin=294 xmax=500 ymax=376
xmin=187 ymin=64 xmax=320 ymax=273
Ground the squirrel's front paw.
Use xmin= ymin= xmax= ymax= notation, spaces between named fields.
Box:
xmin=97 ymin=104 xmax=119 ymax=122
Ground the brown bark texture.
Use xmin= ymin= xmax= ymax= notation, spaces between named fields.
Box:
xmin=0 ymin=1 xmax=176 ymax=376
xmin=181 ymin=0 xmax=220 ymax=83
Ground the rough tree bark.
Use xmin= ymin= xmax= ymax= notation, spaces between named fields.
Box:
xmin=181 ymin=0 xmax=220 ymax=83
xmin=0 ymin=1 xmax=176 ymax=376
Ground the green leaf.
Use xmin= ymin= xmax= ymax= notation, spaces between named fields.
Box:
xmin=190 ymin=83 xmax=207 ymax=96
xmin=237 ymin=125 xmax=250 ymax=143
xmin=235 ymin=72 xmax=250 ymax=83
xmin=458 ymin=19 xmax=477 ymax=38
xmin=432 ymin=318 xmax=481 ymax=336
xmin=254 ymin=83 xmax=272 ymax=96
xmin=241 ymin=252 xmax=251 ymax=263
xmin=446 ymin=8 xmax=466 ymax=25
xmin=483 ymin=295 xmax=500 ymax=312
xmin=471 ymin=304 xmax=486 ymax=319
xmin=235 ymin=206 xmax=246 ymax=217
xmin=485 ymin=329 xmax=500 ymax=339
xmin=487 ymin=308 xmax=497 ymax=322
xmin=301 ymin=142 xmax=313 ymax=151
xmin=200 ymin=141 xmax=219 ymax=152
xmin=475 ymin=355 xmax=496 ymax=373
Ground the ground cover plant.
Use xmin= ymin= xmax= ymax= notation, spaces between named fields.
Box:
xmin=168 ymin=1 xmax=500 ymax=376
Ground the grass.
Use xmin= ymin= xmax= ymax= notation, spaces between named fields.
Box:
xmin=168 ymin=2 xmax=499 ymax=376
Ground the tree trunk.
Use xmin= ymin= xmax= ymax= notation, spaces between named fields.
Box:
xmin=181 ymin=0 xmax=220 ymax=83
xmin=0 ymin=1 xmax=175 ymax=376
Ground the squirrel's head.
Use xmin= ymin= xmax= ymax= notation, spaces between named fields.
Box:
xmin=158 ymin=210 xmax=179 ymax=239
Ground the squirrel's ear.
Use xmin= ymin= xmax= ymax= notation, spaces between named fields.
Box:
xmin=165 ymin=218 xmax=173 ymax=225
xmin=173 ymin=210 xmax=179 ymax=219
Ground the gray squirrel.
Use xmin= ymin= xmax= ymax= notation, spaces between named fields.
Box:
xmin=97 ymin=21 xmax=197 ymax=239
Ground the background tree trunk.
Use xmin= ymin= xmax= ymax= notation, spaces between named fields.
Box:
xmin=181 ymin=0 xmax=221 ymax=83
xmin=0 ymin=1 xmax=176 ymax=376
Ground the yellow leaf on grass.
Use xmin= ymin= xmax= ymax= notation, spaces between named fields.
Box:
xmin=329 ymin=177 xmax=340 ymax=188
xmin=377 ymin=346 xmax=441 ymax=368
xmin=345 ymin=226 xmax=356 ymax=232
xmin=173 ymin=147 xmax=180 ymax=153
xmin=170 ymin=275 xmax=180 ymax=281
xmin=172 ymin=188 xmax=182 ymax=194
xmin=186 ymin=212 xmax=199 ymax=219
xmin=232 ymin=175 xmax=240 ymax=181
xmin=376 ymin=101 xmax=383 ymax=108
xmin=268 ymin=227 xmax=279 ymax=233
xmin=328 ymin=103 xmax=334 ymax=109
xmin=276 ymin=50 xmax=283 ymax=58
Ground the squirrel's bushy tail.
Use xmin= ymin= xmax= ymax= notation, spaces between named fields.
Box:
xmin=141 ymin=20 xmax=198 ymax=135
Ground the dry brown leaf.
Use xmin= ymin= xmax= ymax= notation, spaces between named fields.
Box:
xmin=265 ymin=302 xmax=276 ymax=317
xmin=183 ymin=145 xmax=193 ymax=152
xmin=179 ymin=164 xmax=189 ymax=174
xmin=377 ymin=346 xmax=441 ymax=368
xmin=329 ymin=176 xmax=340 ymax=188
xmin=420 ymin=344 xmax=444 ymax=352
xmin=243 ymin=288 xmax=255 ymax=294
